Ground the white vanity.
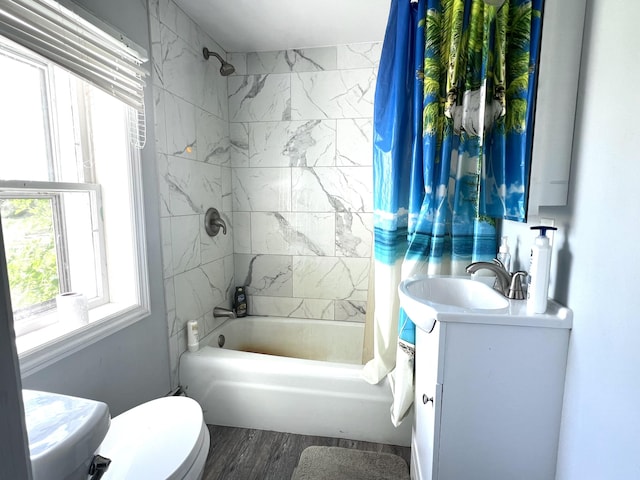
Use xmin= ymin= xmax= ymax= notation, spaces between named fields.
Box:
xmin=399 ymin=277 xmax=572 ymax=480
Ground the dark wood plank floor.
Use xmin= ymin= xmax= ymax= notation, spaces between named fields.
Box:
xmin=203 ymin=425 xmax=411 ymax=480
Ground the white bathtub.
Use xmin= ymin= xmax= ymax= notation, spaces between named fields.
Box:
xmin=179 ymin=316 xmax=411 ymax=447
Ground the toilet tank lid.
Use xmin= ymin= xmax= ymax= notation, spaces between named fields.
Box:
xmin=23 ymin=390 xmax=111 ymax=480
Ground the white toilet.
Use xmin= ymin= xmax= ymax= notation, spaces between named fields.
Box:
xmin=23 ymin=390 xmax=210 ymax=480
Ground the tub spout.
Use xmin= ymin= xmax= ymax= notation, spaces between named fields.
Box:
xmin=213 ymin=306 xmax=236 ymax=319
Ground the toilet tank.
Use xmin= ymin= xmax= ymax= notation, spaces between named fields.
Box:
xmin=23 ymin=390 xmax=111 ymax=480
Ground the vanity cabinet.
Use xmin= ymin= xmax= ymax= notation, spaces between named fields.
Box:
xmin=411 ymin=313 xmax=571 ymax=480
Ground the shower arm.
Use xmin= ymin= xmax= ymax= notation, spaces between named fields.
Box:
xmin=203 ymin=47 xmax=223 ymax=63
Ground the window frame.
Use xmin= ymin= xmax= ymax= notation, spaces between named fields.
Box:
xmin=0 ymin=182 xmax=109 ymax=332
xmin=0 ymin=37 xmax=151 ymax=376
xmin=12 ymin=166 xmax=151 ymax=376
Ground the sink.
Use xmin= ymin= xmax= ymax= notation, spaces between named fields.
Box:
xmin=399 ymin=276 xmax=573 ymax=331
xmin=403 ymin=277 xmax=509 ymax=310
xmin=399 ymin=276 xmax=510 ymax=331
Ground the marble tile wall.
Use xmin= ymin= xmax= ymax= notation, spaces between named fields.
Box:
xmin=229 ymin=44 xmax=382 ymax=323
xmin=149 ymin=0 xmax=234 ymax=387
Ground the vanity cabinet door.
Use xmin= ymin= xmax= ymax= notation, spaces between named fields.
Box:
xmin=413 ymin=322 xmax=442 ymax=480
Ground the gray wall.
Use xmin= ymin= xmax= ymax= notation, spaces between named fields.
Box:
xmin=18 ymin=0 xmax=171 ymax=416
xmin=503 ymin=0 xmax=640 ymax=476
xmin=0 ymin=224 xmax=31 ymax=479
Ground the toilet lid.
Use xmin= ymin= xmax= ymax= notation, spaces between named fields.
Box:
xmin=97 ymin=396 xmax=208 ymax=480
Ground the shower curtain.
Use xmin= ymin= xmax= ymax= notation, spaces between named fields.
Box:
xmin=362 ymin=0 xmax=543 ymax=425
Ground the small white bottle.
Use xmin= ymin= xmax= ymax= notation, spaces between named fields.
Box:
xmin=527 ymin=226 xmax=557 ymax=313
xmin=187 ymin=320 xmax=199 ymax=352
xmin=497 ymin=236 xmax=511 ymax=271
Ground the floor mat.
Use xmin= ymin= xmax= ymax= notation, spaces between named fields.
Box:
xmin=291 ymin=446 xmax=410 ymax=480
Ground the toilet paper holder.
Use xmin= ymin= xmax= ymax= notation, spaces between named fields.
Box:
xmin=204 ymin=208 xmax=227 ymax=237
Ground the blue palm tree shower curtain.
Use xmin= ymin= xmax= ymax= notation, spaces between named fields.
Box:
xmin=362 ymin=0 xmax=543 ymax=425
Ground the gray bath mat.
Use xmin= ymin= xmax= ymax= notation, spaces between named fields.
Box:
xmin=291 ymin=446 xmax=410 ymax=480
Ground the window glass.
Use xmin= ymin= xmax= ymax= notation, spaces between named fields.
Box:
xmin=0 ymin=197 xmax=58 ymax=319
xmin=0 ymin=49 xmax=52 ymax=182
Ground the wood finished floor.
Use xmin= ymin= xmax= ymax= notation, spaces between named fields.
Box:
xmin=202 ymin=425 xmax=411 ymax=480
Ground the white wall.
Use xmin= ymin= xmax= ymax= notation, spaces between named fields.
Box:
xmin=504 ymin=0 xmax=640 ymax=477
xmin=555 ymin=0 xmax=640 ymax=476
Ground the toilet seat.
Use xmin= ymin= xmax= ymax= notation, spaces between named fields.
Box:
xmin=97 ymin=396 xmax=210 ymax=480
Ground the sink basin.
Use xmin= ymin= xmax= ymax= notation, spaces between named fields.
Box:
xmin=401 ymin=276 xmax=509 ymax=310
xmin=399 ymin=276 xmax=573 ymax=332
xmin=399 ymin=276 xmax=510 ymax=330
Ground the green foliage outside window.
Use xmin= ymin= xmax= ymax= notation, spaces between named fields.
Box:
xmin=0 ymin=198 xmax=59 ymax=311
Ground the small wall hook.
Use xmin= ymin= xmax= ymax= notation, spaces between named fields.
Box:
xmin=205 ymin=208 xmax=227 ymax=237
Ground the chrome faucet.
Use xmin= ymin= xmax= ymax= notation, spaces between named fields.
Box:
xmin=466 ymin=259 xmax=526 ymax=300
xmin=213 ymin=306 xmax=236 ymax=319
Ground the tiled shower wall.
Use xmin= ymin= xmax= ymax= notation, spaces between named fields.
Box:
xmin=228 ymin=46 xmax=381 ymax=322
xmin=149 ymin=0 xmax=382 ymax=385
xmin=149 ymin=1 xmax=234 ymax=387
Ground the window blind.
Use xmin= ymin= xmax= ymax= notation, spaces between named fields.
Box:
xmin=0 ymin=0 xmax=148 ymax=145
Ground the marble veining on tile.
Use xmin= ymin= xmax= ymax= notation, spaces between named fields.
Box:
xmin=235 ymin=254 xmax=293 ymax=297
xmin=292 ymin=167 xmax=372 ymax=213
xmin=336 ymin=212 xmax=373 ymax=258
xmin=167 ymin=158 xmax=221 ymax=215
xmin=337 ymin=43 xmax=383 ymax=70
xmin=229 ymin=123 xmax=250 ymax=168
xmin=335 ymin=300 xmax=367 ymax=322
xmin=163 ymin=93 xmax=197 ymax=159
xmin=197 ymin=109 xmax=230 ymax=165
xmin=248 ymin=120 xmax=336 ymax=167
xmin=161 ymin=216 xmax=173 ymax=278
xmin=249 ymin=296 xmax=334 ymax=320
xmin=336 ymin=118 xmax=373 ymax=166
xmin=171 ymin=215 xmax=201 ymax=274
xmin=247 ymin=48 xmax=337 ymax=74
xmin=291 ymin=69 xmax=377 ymax=120
xmin=232 ymin=168 xmax=291 ymax=212
xmin=251 ymin=212 xmax=334 ymax=256
xmin=228 ymin=74 xmax=291 ymax=122
xmin=293 ymin=257 xmax=369 ymax=301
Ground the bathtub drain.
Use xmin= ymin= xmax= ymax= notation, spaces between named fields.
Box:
xmin=218 ymin=334 xmax=225 ymax=348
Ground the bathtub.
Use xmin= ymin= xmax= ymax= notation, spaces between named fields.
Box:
xmin=179 ymin=316 xmax=412 ymax=447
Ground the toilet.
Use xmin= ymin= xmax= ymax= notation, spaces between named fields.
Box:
xmin=23 ymin=390 xmax=210 ymax=480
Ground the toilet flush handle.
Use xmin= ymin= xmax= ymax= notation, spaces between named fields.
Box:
xmin=88 ymin=454 xmax=111 ymax=480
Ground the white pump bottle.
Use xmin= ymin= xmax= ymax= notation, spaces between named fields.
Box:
xmin=527 ymin=226 xmax=557 ymax=314
xmin=497 ymin=236 xmax=511 ymax=271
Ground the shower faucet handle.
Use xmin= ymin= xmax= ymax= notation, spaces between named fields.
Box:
xmin=205 ymin=208 xmax=227 ymax=236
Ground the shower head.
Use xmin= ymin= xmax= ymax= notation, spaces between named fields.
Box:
xmin=203 ymin=47 xmax=236 ymax=76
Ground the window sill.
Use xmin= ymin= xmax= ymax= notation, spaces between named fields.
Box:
xmin=17 ymin=301 xmax=150 ymax=377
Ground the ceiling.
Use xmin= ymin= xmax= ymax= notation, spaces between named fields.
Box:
xmin=174 ymin=0 xmax=391 ymax=53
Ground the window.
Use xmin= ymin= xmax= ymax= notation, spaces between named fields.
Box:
xmin=0 ymin=33 xmax=149 ymax=370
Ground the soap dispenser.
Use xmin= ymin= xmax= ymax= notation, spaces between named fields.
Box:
xmin=527 ymin=226 xmax=558 ymax=313
xmin=497 ymin=236 xmax=511 ymax=271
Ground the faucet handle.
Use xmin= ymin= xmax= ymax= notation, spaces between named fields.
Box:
xmin=508 ymin=271 xmax=527 ymax=300
xmin=492 ymin=258 xmax=506 ymax=270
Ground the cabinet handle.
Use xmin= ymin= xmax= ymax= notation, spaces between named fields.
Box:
xmin=422 ymin=394 xmax=433 ymax=405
